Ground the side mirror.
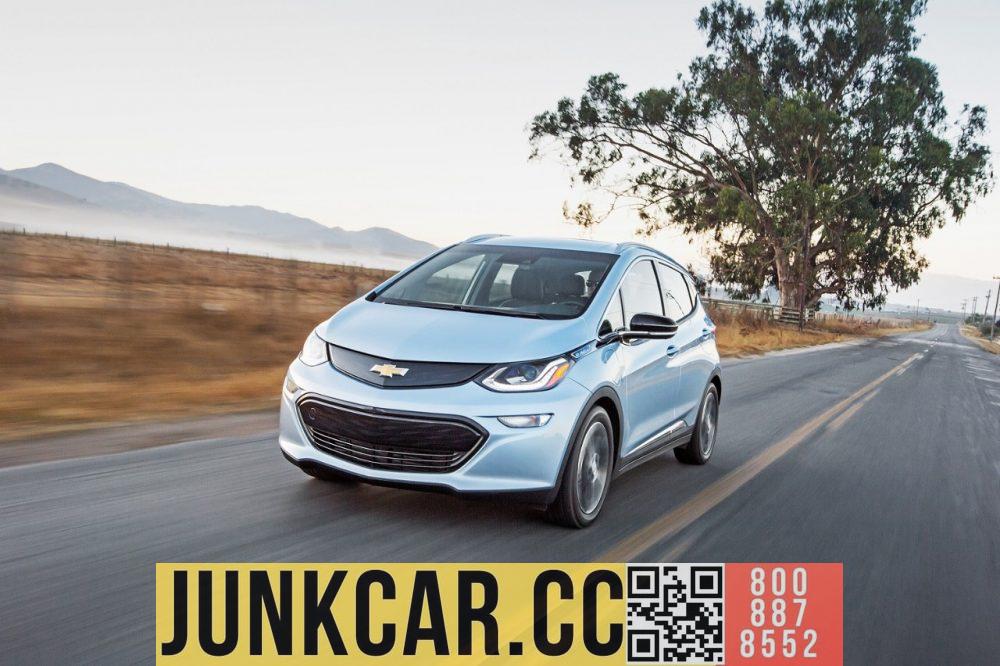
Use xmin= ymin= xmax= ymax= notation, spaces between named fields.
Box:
xmin=623 ymin=313 xmax=678 ymax=340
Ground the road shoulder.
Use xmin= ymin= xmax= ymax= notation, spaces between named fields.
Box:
xmin=0 ymin=409 xmax=277 ymax=469
xmin=960 ymin=325 xmax=1000 ymax=355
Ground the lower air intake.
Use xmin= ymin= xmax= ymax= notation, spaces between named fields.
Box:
xmin=297 ymin=396 xmax=486 ymax=473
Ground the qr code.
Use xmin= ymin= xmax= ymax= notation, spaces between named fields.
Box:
xmin=626 ymin=564 xmax=724 ymax=664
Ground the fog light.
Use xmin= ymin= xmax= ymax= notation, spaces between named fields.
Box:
xmin=497 ymin=414 xmax=552 ymax=428
xmin=284 ymin=374 xmax=300 ymax=394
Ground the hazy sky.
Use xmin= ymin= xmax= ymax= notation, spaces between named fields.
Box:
xmin=2 ymin=0 xmax=997 ymax=284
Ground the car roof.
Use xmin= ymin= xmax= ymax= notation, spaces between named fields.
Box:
xmin=463 ymin=235 xmax=679 ymax=266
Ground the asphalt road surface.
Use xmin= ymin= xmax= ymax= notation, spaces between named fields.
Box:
xmin=2 ymin=323 xmax=998 ymax=664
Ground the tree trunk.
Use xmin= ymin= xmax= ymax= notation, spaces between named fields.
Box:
xmin=773 ymin=251 xmax=800 ymax=309
xmin=778 ymin=281 xmax=801 ymax=309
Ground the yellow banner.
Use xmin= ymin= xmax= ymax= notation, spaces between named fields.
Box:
xmin=156 ymin=563 xmax=626 ymax=663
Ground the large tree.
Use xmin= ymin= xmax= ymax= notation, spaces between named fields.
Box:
xmin=529 ymin=0 xmax=992 ymax=309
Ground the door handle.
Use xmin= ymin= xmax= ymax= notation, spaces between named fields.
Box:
xmin=666 ymin=344 xmax=678 ymax=358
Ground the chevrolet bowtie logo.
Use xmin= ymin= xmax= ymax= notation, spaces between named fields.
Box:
xmin=370 ymin=363 xmax=409 ymax=378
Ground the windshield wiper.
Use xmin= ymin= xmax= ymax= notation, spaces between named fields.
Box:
xmin=378 ymin=298 xmax=465 ymax=312
xmin=453 ymin=305 xmax=552 ymax=319
xmin=379 ymin=298 xmax=556 ymax=319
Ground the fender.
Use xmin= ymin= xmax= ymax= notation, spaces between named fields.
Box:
xmin=709 ymin=368 xmax=723 ymax=402
xmin=543 ymin=384 xmax=624 ymax=505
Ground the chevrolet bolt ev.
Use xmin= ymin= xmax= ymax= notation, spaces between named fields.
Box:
xmin=280 ymin=236 xmax=721 ymax=527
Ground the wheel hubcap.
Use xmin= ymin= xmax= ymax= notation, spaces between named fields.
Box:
xmin=577 ymin=422 xmax=610 ymax=515
xmin=700 ymin=392 xmax=718 ymax=457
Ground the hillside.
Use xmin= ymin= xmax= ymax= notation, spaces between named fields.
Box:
xmin=0 ymin=163 xmax=436 ymax=268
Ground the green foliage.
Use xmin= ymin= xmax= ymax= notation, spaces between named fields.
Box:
xmin=530 ymin=0 xmax=992 ymax=308
xmin=685 ymin=264 xmax=710 ymax=296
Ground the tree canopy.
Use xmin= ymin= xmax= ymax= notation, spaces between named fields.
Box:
xmin=529 ymin=0 xmax=992 ymax=309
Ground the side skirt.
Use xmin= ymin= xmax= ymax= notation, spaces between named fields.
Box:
xmin=614 ymin=425 xmax=694 ymax=477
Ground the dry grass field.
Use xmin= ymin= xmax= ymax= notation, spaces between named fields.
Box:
xmin=960 ymin=324 xmax=1000 ymax=355
xmin=0 ymin=232 xmax=391 ymax=440
xmin=0 ymin=232 xmax=924 ymax=440
xmin=708 ymin=304 xmax=926 ymax=357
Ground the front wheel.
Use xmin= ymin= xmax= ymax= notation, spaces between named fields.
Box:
xmin=544 ymin=407 xmax=614 ymax=528
xmin=674 ymin=384 xmax=719 ymax=465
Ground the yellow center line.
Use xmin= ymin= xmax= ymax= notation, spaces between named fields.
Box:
xmin=825 ymin=387 xmax=880 ymax=434
xmin=597 ymin=352 xmax=920 ymax=563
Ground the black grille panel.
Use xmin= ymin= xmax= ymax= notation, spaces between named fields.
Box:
xmin=297 ymin=397 xmax=486 ymax=473
xmin=327 ymin=344 xmax=490 ymax=389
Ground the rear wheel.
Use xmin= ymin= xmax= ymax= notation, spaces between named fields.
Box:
xmin=674 ymin=384 xmax=719 ymax=465
xmin=545 ymin=407 xmax=614 ymax=528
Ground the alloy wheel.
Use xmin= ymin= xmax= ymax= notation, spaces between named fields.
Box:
xmin=699 ymin=391 xmax=718 ymax=457
xmin=576 ymin=421 xmax=611 ymax=515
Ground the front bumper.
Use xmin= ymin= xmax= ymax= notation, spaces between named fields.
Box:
xmin=278 ymin=358 xmax=592 ymax=501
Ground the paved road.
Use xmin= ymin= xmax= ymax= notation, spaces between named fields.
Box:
xmin=2 ymin=324 xmax=998 ymax=663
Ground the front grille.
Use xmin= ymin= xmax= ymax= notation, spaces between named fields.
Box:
xmin=327 ymin=343 xmax=490 ymax=389
xmin=297 ymin=396 xmax=486 ymax=473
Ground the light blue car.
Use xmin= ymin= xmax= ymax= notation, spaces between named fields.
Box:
xmin=280 ymin=236 xmax=721 ymax=527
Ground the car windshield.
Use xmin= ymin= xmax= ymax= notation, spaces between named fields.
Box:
xmin=373 ymin=243 xmax=618 ymax=319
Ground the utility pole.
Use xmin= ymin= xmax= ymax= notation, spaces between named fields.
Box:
xmin=984 ymin=289 xmax=992 ymax=319
xmin=992 ymin=276 xmax=1000 ymax=340
xmin=971 ymin=296 xmax=978 ymax=322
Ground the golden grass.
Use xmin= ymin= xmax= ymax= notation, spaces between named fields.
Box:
xmin=0 ymin=232 xmax=928 ymax=440
xmin=960 ymin=324 xmax=1000 ymax=355
xmin=0 ymin=233 xmax=392 ymax=441
xmin=707 ymin=304 xmax=928 ymax=357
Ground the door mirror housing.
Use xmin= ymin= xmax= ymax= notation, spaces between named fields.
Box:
xmin=622 ymin=313 xmax=678 ymax=340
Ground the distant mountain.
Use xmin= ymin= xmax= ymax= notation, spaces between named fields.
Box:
xmin=0 ymin=171 xmax=92 ymax=207
xmin=4 ymin=163 xmax=178 ymax=211
xmin=0 ymin=163 xmax=436 ymax=268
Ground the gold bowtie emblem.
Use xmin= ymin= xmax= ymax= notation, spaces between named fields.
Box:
xmin=370 ymin=363 xmax=409 ymax=378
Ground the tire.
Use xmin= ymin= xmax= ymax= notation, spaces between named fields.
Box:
xmin=544 ymin=407 xmax=615 ymax=528
xmin=302 ymin=464 xmax=357 ymax=483
xmin=675 ymin=384 xmax=719 ymax=465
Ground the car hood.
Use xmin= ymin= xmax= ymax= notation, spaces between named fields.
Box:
xmin=318 ymin=299 xmax=591 ymax=363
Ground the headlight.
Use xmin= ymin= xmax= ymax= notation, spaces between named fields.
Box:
xmin=298 ymin=330 xmax=329 ymax=366
xmin=478 ymin=357 xmax=573 ymax=392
